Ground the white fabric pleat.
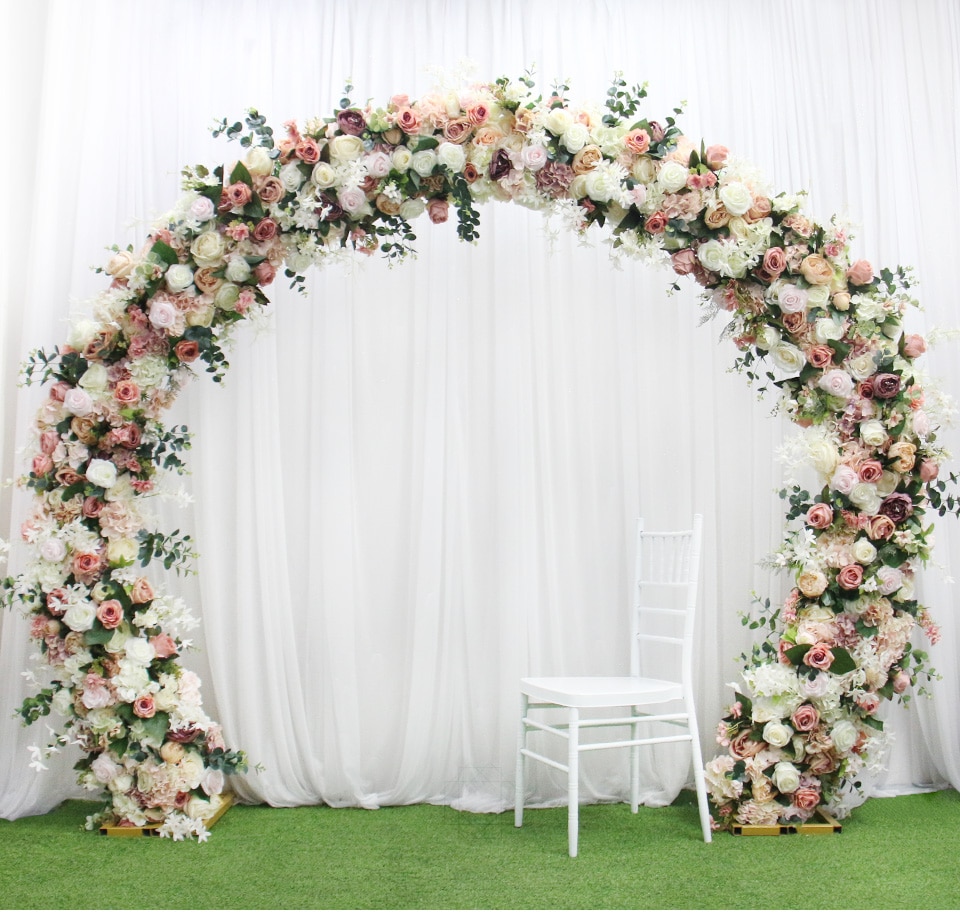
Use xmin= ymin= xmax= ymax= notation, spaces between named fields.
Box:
xmin=2 ymin=0 xmax=958 ymax=819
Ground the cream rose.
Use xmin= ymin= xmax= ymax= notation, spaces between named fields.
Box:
xmin=657 ymin=160 xmax=689 ymax=194
xmin=311 ymin=162 xmax=337 ymax=189
xmin=243 ymin=146 xmax=274 ymax=176
xmin=190 ymin=231 xmax=227 ymax=268
xmin=86 ymin=458 xmax=118 ymax=489
xmin=437 ymin=141 xmax=467 ymax=173
xmin=278 ymin=162 xmax=305 ymax=191
xmin=106 ymin=538 xmax=139 ymax=566
xmin=63 ymin=600 xmax=97 ymax=632
xmin=411 ymin=149 xmax=438 ymax=177
xmin=328 ymin=134 xmax=364 ymax=162
xmin=770 ymin=342 xmax=806 ymax=375
xmin=718 ymin=181 xmax=753 ymax=216
xmin=830 ymin=720 xmax=859 ymax=753
xmin=165 ymin=263 xmax=194 ymax=293
xmin=79 ymin=363 xmax=109 ymax=391
xmin=852 ymin=538 xmax=878 ymax=564
xmin=561 ymin=122 xmax=591 ymax=154
xmin=124 ymin=636 xmax=156 ymax=667
xmin=859 ymin=419 xmax=888 ymax=447
xmin=762 ymin=721 xmax=794 ymax=748
xmin=772 ymin=761 xmax=801 ymax=793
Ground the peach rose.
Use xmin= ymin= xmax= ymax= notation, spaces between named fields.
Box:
xmin=800 ymin=254 xmax=834 ymax=286
xmin=867 ymin=515 xmax=896 ymax=541
xmin=887 ymin=441 xmax=916 ymax=473
xmin=571 ymin=144 xmax=603 ymax=174
xmin=703 ymin=203 xmax=730 ymax=229
xmin=798 ymin=569 xmax=828 ymax=598
xmin=133 ymin=695 xmax=156 ymax=719
xmin=624 ymin=129 xmax=651 ymax=154
xmin=729 ymin=730 xmax=765 ymax=760
xmin=705 ymin=144 xmax=729 ymax=169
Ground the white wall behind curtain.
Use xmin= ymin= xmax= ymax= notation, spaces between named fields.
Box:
xmin=2 ymin=0 xmax=958 ymax=819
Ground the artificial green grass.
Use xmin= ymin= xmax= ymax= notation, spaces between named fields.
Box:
xmin=1 ymin=790 xmax=958 ymax=910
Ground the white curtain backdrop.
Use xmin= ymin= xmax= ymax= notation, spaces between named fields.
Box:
xmin=2 ymin=0 xmax=958 ymax=819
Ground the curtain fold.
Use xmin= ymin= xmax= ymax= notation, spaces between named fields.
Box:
xmin=2 ymin=0 xmax=958 ymax=819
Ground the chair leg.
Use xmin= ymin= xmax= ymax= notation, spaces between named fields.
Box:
xmin=515 ymin=692 xmax=528 ymax=828
xmin=567 ymin=708 xmax=579 ymax=857
xmin=687 ymin=706 xmax=713 ymax=843
xmin=630 ymin=707 xmax=640 ymax=814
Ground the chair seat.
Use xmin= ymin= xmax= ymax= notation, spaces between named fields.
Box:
xmin=520 ymin=675 xmax=683 ymax=708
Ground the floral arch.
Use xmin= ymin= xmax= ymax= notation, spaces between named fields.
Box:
xmin=0 ymin=74 xmax=950 ymax=839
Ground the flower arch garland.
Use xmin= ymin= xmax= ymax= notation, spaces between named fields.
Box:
xmin=0 ymin=73 xmax=951 ymax=840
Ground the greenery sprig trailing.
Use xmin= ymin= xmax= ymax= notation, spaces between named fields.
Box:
xmin=2 ymin=70 xmax=957 ymax=838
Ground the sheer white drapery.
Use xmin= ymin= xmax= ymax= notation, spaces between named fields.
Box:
xmin=2 ymin=0 xmax=958 ymax=818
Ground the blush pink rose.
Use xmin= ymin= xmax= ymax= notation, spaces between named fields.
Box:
xmin=761 ymin=246 xmax=787 ymax=277
xmin=113 ymin=379 xmax=140 ymax=405
xmin=705 ymin=144 xmax=729 ymax=169
xmin=224 ymin=182 xmax=253 ymax=207
xmin=919 ymin=458 xmax=940 ymax=482
xmin=791 ymin=704 xmax=820 ymax=732
xmin=294 ymin=138 xmax=321 ymax=163
xmin=803 ymin=643 xmax=835 ymax=671
xmin=858 ymin=460 xmax=884 ymax=483
xmin=130 ymin=577 xmax=155 ymax=604
xmin=903 ymin=334 xmax=927 ymax=359
xmin=31 ymin=455 xmax=53 ymax=477
xmin=846 ymin=259 xmax=874 ymax=286
xmin=671 ymin=249 xmax=698 ymax=276
xmin=793 ymin=784 xmax=821 ymax=810
xmin=892 ymin=670 xmax=911 ymax=694
xmin=150 ymin=633 xmax=179 ymax=659
xmin=395 ymin=107 xmax=422 ymax=135
xmin=806 ymin=503 xmax=834 ymax=529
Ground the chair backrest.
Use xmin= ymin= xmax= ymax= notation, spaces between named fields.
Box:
xmin=629 ymin=515 xmax=704 ymax=685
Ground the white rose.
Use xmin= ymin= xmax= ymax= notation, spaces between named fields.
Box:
xmin=337 ymin=186 xmax=367 ymax=214
xmin=814 ymin=316 xmax=844 ymax=343
xmin=187 ymin=302 xmax=216 ymax=327
xmin=520 ymin=144 xmax=548 ymax=171
xmin=399 ymin=198 xmax=425 ymax=221
xmin=201 ymin=768 xmax=225 ymax=796
xmin=364 ymin=151 xmax=392 ymax=178
xmin=830 ymin=720 xmax=859 ymax=753
xmin=86 ymin=458 xmax=118 ymax=489
xmin=632 ymin=156 xmax=657 ymax=185
xmin=214 ymin=283 xmax=240 ymax=311
xmin=770 ymin=342 xmax=806 ymax=375
xmin=243 ymin=146 xmax=274 ymax=176
xmin=778 ymin=284 xmax=808 ymax=314
xmin=859 ymin=418 xmax=888 ymax=447
xmin=311 ymin=162 xmax=337 ymax=189
xmin=772 ymin=761 xmax=801 ymax=793
xmin=875 ymin=470 xmax=900 ymax=497
xmin=718 ymin=181 xmax=753 ymax=216
xmin=63 ymin=600 xmax=97 ymax=632
xmin=697 ymin=239 xmax=726 ymax=274
xmin=561 ymin=122 xmax=591 ymax=154
xmin=178 ymin=750 xmax=206 ymax=790
xmin=124 ymin=636 xmax=156 ymax=667
xmin=106 ymin=538 xmax=138 ymax=566
xmin=79 ymin=363 xmax=109 ymax=391
xmin=184 ymin=795 xmax=220 ymax=821
xmin=224 ymin=256 xmax=251 ymax=284
xmin=437 ymin=141 xmax=467 ymax=173
xmin=846 ymin=353 xmax=877 ymax=381
xmin=657 ymin=160 xmax=689 ymax=194
xmin=806 ymin=284 xmax=831 ymax=309
xmin=66 ymin=317 xmax=102 ymax=351
xmin=410 ymin=149 xmax=438 ymax=177
xmin=543 ymin=108 xmax=573 ymax=137
xmin=39 ymin=538 xmax=66 ymax=562
xmin=165 ymin=263 xmax=194 ymax=293
xmin=190 ymin=231 xmax=227 ymax=268
xmin=391 ymin=146 xmax=413 ymax=172
xmin=583 ymin=167 xmax=621 ymax=203
xmin=64 ymin=387 xmax=95 ymax=417
xmin=853 ymin=539 xmax=878 ymax=564
xmin=328 ymin=134 xmax=364 ymax=162
xmin=807 ymin=438 xmax=839 ymax=477
xmin=762 ymin=721 xmax=794 ymax=748
xmin=278 ymin=162 xmax=305 ymax=192
xmin=849 ymin=481 xmax=881 ymax=513
xmin=756 ymin=326 xmax=781 ymax=351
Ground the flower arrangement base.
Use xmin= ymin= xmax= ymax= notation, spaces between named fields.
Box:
xmin=731 ymin=807 xmax=842 ymax=836
xmin=99 ymin=791 xmax=235 ymax=838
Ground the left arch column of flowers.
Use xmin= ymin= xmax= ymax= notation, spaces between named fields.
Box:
xmin=0 ymin=74 xmax=949 ymax=838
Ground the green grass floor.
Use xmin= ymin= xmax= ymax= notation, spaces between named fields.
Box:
xmin=1 ymin=789 xmax=958 ymax=910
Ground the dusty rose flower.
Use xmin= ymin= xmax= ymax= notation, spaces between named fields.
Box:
xmin=175 ymin=340 xmax=201 ymax=363
xmin=803 ymin=643 xmax=835 ymax=671
xmin=254 ymin=175 xmax=285 ymax=204
xmin=857 ymin=460 xmax=883 ymax=483
xmin=113 ymin=379 xmax=140 ymax=405
xmin=151 ymin=633 xmax=179 ymax=659
xmin=395 ymin=106 xmax=422 ymax=135
xmin=535 ymin=160 xmax=574 ymax=197
xmin=846 ymin=259 xmax=874 ymax=286
xmin=96 ymin=599 xmax=124 ymax=629
xmin=294 ymin=138 xmax=321 ymax=163
xmin=836 ymin=564 xmax=864 ymax=591
xmin=761 ymin=247 xmax=787 ymax=277
xmin=745 ymin=196 xmax=771 ymax=222
xmin=644 ymin=211 xmax=668 ymax=234
xmin=253 ymin=218 xmax=278 ymax=242
xmin=919 ymin=458 xmax=939 ymax=482
xmin=903 ymin=334 xmax=926 ymax=359
xmin=254 ymin=262 xmax=276 ymax=286
xmin=867 ymin=514 xmax=896 ymax=540
xmin=465 ymin=101 xmax=490 ymax=125
xmin=72 ymin=551 xmax=103 ymax=584
xmin=879 ymin=492 xmax=913 ymax=524
xmin=871 ymin=373 xmax=901 ymax=400
xmin=442 ymin=118 xmax=473 ymax=143
xmin=704 ymin=144 xmax=729 ymax=169
xmin=729 ymin=730 xmax=765 ymax=760
xmin=224 ymin=182 xmax=253 ymax=208
xmin=31 ymin=455 xmax=53 ymax=477
xmin=806 ymin=503 xmax=834 ymax=529
xmin=130 ymin=577 xmax=155 ymax=604
xmin=427 ymin=199 xmax=449 ymax=224
xmin=488 ymin=149 xmax=512 ymax=181
xmin=133 ymin=695 xmax=156 ymax=719
xmin=892 ymin=670 xmax=911 ymax=693
xmin=791 ymin=704 xmax=820 ymax=732
xmin=807 ymin=344 xmax=835 ymax=368
xmin=793 ymin=784 xmax=821 ymax=810
xmin=703 ymin=203 xmax=730 ymax=229
xmin=671 ymin=249 xmax=698 ymax=275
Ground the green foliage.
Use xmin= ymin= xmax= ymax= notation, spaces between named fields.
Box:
xmin=137 ymin=528 xmax=197 ymax=573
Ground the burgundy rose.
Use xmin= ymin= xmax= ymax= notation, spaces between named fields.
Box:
xmin=879 ymin=492 xmax=913 ymax=524
xmin=167 ymin=726 xmax=201 ymax=744
xmin=319 ymin=194 xmax=343 ymax=223
xmin=872 ymin=373 xmax=902 ymax=399
xmin=489 ymin=148 xmax=513 ymax=181
xmin=336 ymin=109 xmax=367 ymax=136
xmin=802 ymin=642 xmax=835 ymax=671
